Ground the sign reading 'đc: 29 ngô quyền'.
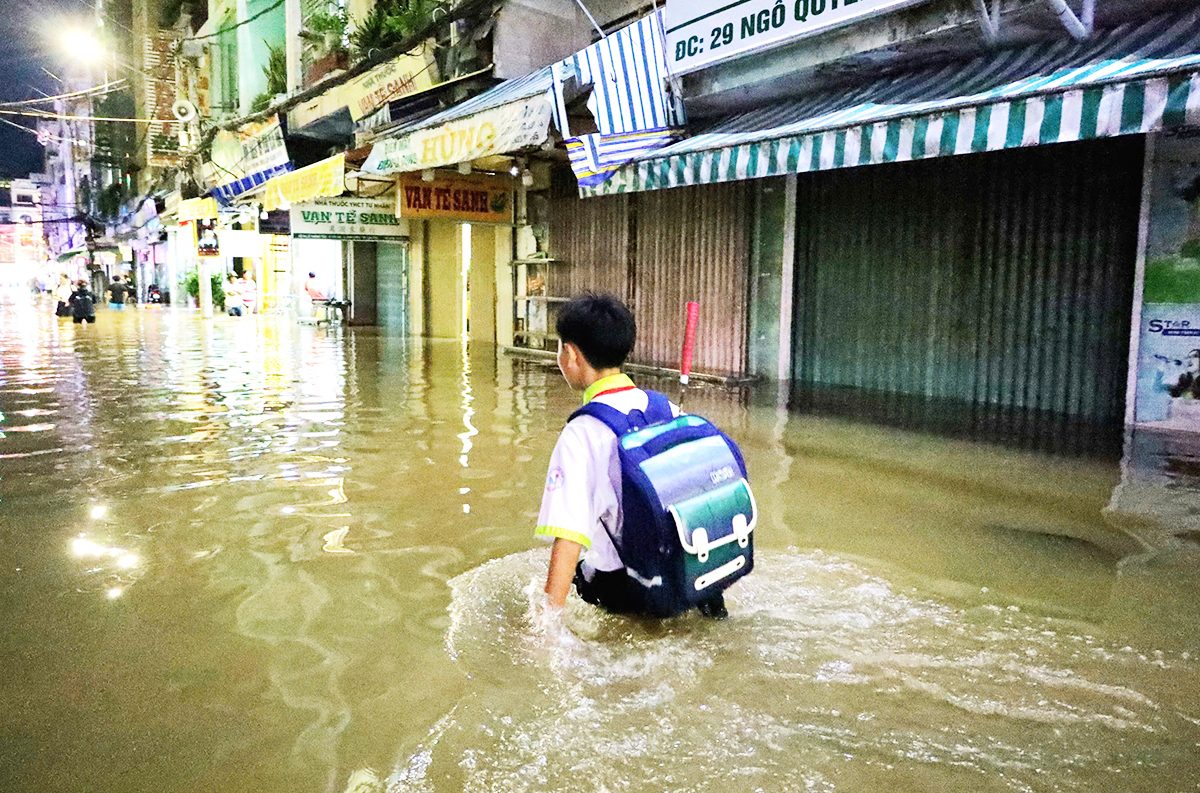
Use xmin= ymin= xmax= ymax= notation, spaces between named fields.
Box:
xmin=664 ymin=0 xmax=934 ymax=75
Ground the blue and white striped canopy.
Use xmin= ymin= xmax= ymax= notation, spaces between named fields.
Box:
xmin=582 ymin=9 xmax=1200 ymax=196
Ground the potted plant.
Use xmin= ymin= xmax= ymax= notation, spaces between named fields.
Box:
xmin=251 ymin=42 xmax=288 ymax=111
xmin=302 ymin=3 xmax=350 ymax=82
xmin=349 ymin=0 xmax=444 ymax=61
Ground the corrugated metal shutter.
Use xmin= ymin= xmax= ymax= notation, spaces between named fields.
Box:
xmin=631 ymin=182 xmax=751 ymax=375
xmin=376 ymin=241 xmax=409 ymax=333
xmin=791 ymin=137 xmax=1143 ymax=446
xmin=554 ymin=190 xmax=630 ymax=299
xmin=550 ymin=175 xmax=752 ymax=376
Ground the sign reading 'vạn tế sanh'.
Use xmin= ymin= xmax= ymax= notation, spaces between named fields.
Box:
xmin=665 ymin=0 xmax=934 ymax=75
xmin=290 ymin=196 xmax=410 ymax=240
xmin=395 ymin=172 xmax=512 ymax=223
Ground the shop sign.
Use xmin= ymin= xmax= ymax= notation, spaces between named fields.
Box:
xmin=259 ymin=210 xmax=291 ymax=236
xmin=179 ymin=197 xmax=219 ymax=222
xmin=343 ymin=47 xmax=438 ymax=121
xmin=290 ymin=195 xmax=409 ymax=240
xmin=261 ymin=153 xmax=346 ymax=213
xmin=206 ymin=119 xmax=291 ymax=198
xmin=143 ymin=29 xmax=184 ymax=167
xmin=293 ymin=47 xmax=438 ymax=128
xmin=396 ymin=172 xmax=512 ymax=223
xmin=363 ymin=96 xmax=554 ymax=175
xmin=665 ymin=0 xmax=934 ymax=75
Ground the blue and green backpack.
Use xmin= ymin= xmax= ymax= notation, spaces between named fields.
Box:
xmin=570 ymin=391 xmax=756 ymax=617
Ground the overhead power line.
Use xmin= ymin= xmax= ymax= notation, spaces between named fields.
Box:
xmin=0 ymin=109 xmax=157 ymax=123
xmin=0 ymin=79 xmax=129 ymax=109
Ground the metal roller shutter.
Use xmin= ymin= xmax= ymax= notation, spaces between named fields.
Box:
xmin=791 ymin=137 xmax=1143 ymax=451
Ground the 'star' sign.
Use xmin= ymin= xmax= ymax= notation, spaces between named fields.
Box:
xmin=665 ymin=0 xmax=933 ymax=75
xmin=396 ymin=172 xmax=512 ymax=224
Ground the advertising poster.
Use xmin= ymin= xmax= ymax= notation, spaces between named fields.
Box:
xmin=196 ymin=218 xmax=220 ymax=257
xmin=1135 ymin=136 xmax=1200 ymax=430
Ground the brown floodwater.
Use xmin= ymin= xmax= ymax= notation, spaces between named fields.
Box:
xmin=1 ymin=291 xmax=1199 ymax=793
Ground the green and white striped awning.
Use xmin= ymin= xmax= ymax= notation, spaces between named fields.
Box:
xmin=582 ymin=10 xmax=1200 ymax=197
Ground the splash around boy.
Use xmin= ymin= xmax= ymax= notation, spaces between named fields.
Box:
xmin=537 ymin=293 xmax=752 ymax=619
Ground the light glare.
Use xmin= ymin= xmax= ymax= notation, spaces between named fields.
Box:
xmin=72 ymin=538 xmax=103 ymax=557
xmin=63 ymin=30 xmax=103 ymax=60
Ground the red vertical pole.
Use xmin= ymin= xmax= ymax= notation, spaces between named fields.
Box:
xmin=680 ymin=301 xmax=700 ymax=387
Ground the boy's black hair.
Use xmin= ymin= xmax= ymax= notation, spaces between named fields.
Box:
xmin=556 ymin=292 xmax=636 ymax=369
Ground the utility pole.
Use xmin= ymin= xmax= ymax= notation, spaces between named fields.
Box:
xmin=199 ymin=251 xmax=213 ymax=317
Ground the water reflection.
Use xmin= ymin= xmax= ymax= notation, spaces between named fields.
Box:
xmin=0 ymin=297 xmax=1198 ymax=793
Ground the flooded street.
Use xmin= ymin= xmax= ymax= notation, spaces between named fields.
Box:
xmin=2 ymin=293 xmax=1199 ymax=793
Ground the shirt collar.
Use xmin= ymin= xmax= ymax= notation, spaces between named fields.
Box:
xmin=582 ymin=373 xmax=635 ymax=404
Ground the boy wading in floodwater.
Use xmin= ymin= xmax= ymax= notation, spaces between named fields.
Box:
xmin=537 ymin=293 xmax=756 ymax=620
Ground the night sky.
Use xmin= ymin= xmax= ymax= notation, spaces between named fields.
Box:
xmin=0 ymin=0 xmax=105 ymax=179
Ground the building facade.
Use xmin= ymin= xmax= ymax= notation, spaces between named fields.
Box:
xmin=80 ymin=0 xmax=1200 ymax=444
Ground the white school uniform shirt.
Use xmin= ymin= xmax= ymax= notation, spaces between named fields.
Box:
xmin=535 ymin=373 xmax=679 ymax=575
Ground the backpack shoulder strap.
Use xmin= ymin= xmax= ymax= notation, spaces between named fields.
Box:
xmin=569 ymin=389 xmax=675 ymax=434
xmin=642 ymin=390 xmax=674 ymax=423
xmin=568 ymin=401 xmax=631 ymax=436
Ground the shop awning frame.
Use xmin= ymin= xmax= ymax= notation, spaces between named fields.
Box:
xmin=362 ymin=66 xmax=557 ymax=174
xmin=582 ymin=9 xmax=1200 ymax=196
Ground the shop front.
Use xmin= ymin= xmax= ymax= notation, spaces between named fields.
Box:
xmin=394 ymin=170 xmax=516 ymax=342
xmin=577 ymin=9 xmax=1200 ymax=434
xmin=289 ymin=194 xmax=411 ymax=328
xmin=788 ymin=137 xmax=1142 ymax=451
xmin=549 ymin=176 xmax=752 ymax=377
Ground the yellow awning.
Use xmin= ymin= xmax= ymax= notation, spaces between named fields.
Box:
xmin=258 ymin=153 xmax=347 ymax=212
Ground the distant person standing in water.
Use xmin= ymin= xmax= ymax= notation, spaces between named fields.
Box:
xmin=107 ymin=275 xmax=131 ymax=311
xmin=239 ymin=272 xmax=258 ymax=315
xmin=69 ymin=280 xmax=97 ymax=324
xmin=54 ymin=274 xmax=72 ymax=317
xmin=225 ymin=273 xmax=242 ymax=316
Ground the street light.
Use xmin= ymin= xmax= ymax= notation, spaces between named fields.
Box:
xmin=62 ymin=30 xmax=105 ymax=62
